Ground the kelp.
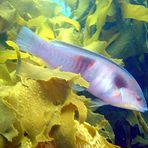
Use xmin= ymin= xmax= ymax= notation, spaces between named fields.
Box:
xmin=0 ymin=0 xmax=148 ymax=147
xmin=121 ymin=1 xmax=148 ymax=23
xmin=126 ymin=111 xmax=148 ymax=139
xmin=133 ymin=111 xmax=148 ymax=135
xmin=0 ymin=1 xmax=17 ymax=33
xmin=105 ymin=0 xmax=148 ymax=59
xmin=72 ymin=0 xmax=90 ymax=19
xmin=83 ymin=0 xmax=112 ymax=44
xmin=86 ymin=109 xmax=115 ymax=143
xmin=0 ymin=0 xmax=124 ymax=65
xmin=0 ymin=49 xmax=118 ymax=147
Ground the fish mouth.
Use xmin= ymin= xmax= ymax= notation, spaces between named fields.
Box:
xmin=115 ymin=103 xmax=148 ymax=112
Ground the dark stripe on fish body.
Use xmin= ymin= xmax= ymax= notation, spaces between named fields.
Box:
xmin=74 ymin=56 xmax=95 ymax=74
xmin=114 ymin=74 xmax=127 ymax=88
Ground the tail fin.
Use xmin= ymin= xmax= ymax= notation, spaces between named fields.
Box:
xmin=15 ymin=27 xmax=40 ymax=54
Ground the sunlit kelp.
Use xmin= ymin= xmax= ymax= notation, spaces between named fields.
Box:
xmin=0 ymin=0 xmax=148 ymax=147
xmin=0 ymin=47 xmax=119 ymax=147
xmin=105 ymin=0 xmax=148 ymax=59
xmin=121 ymin=1 xmax=148 ymax=23
xmin=0 ymin=0 xmax=124 ymax=65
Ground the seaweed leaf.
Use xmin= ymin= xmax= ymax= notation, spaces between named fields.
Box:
xmin=27 ymin=16 xmax=46 ymax=28
xmin=36 ymin=22 xmax=55 ymax=41
xmin=126 ymin=111 xmax=148 ymax=138
xmin=51 ymin=105 xmax=119 ymax=148
xmin=0 ymin=98 xmax=18 ymax=141
xmin=121 ymin=2 xmax=148 ymax=23
xmin=84 ymin=0 xmax=112 ymax=45
xmin=49 ymin=16 xmax=80 ymax=31
xmin=75 ymin=121 xmax=120 ymax=148
xmin=0 ymin=56 xmax=120 ymax=147
xmin=84 ymin=40 xmax=107 ymax=53
xmin=0 ymin=50 xmax=29 ymax=64
xmin=20 ymin=136 xmax=32 ymax=148
xmin=16 ymin=61 xmax=89 ymax=88
xmin=3 ymin=79 xmax=61 ymax=145
xmin=0 ymin=1 xmax=16 ymax=33
xmin=86 ymin=109 xmax=115 ymax=143
xmin=56 ymin=27 xmax=81 ymax=45
xmin=0 ymin=64 xmax=12 ymax=86
xmin=73 ymin=0 xmax=90 ymax=19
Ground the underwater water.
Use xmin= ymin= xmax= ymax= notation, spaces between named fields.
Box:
xmin=0 ymin=0 xmax=148 ymax=148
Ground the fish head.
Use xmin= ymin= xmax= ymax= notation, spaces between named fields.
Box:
xmin=119 ymin=87 xmax=148 ymax=112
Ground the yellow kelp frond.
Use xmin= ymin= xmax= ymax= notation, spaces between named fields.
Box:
xmin=127 ymin=111 xmax=148 ymax=137
xmin=0 ymin=1 xmax=16 ymax=33
xmin=49 ymin=16 xmax=80 ymax=31
xmin=56 ymin=27 xmax=81 ymax=45
xmin=36 ymin=22 xmax=55 ymax=41
xmin=15 ymin=14 xmax=27 ymax=26
xmin=82 ymin=96 xmax=116 ymax=143
xmin=84 ymin=40 xmax=124 ymax=66
xmin=0 ymin=0 xmax=124 ymax=67
xmin=6 ymin=41 xmax=46 ymax=66
xmin=84 ymin=0 xmax=112 ymax=44
xmin=76 ymin=0 xmax=124 ymax=65
xmin=84 ymin=40 xmax=107 ymax=53
xmin=0 ymin=51 xmax=119 ymax=147
xmin=27 ymin=16 xmax=55 ymax=40
xmin=38 ymin=0 xmax=62 ymax=17
xmin=51 ymin=104 xmax=119 ymax=148
xmin=73 ymin=0 xmax=90 ymax=19
xmin=51 ymin=104 xmax=77 ymax=148
xmin=0 ymin=50 xmax=29 ymax=64
xmin=75 ymin=121 xmax=120 ymax=148
xmin=3 ymin=79 xmax=60 ymax=144
xmin=86 ymin=109 xmax=115 ymax=143
xmin=121 ymin=2 xmax=148 ymax=23
xmin=27 ymin=16 xmax=46 ymax=28
xmin=62 ymin=92 xmax=88 ymax=123
xmin=16 ymin=61 xmax=89 ymax=88
xmin=19 ymin=137 xmax=32 ymax=148
xmin=0 ymin=64 xmax=12 ymax=86
xmin=133 ymin=111 xmax=148 ymax=135
xmin=2 ymin=0 xmax=148 ymax=147
xmin=0 ymin=97 xmax=18 ymax=142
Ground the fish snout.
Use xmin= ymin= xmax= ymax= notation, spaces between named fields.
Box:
xmin=120 ymin=88 xmax=148 ymax=112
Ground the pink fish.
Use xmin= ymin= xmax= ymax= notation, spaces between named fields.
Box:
xmin=15 ymin=27 xmax=148 ymax=112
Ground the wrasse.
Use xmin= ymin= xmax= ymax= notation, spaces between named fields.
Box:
xmin=15 ymin=27 xmax=148 ymax=112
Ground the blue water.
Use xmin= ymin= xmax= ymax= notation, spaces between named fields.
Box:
xmin=51 ymin=0 xmax=71 ymax=16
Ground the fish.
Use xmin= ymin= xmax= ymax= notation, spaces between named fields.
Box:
xmin=15 ymin=26 xmax=148 ymax=112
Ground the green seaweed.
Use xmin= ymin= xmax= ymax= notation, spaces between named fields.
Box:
xmin=0 ymin=49 xmax=119 ymax=147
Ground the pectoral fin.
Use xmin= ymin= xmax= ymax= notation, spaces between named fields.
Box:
xmin=72 ymin=84 xmax=86 ymax=92
xmin=90 ymin=98 xmax=108 ymax=110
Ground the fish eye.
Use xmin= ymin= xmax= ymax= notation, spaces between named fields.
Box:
xmin=136 ymin=96 xmax=142 ymax=101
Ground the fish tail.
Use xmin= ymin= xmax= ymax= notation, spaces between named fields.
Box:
xmin=15 ymin=26 xmax=40 ymax=54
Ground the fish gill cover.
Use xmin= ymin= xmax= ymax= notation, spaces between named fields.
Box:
xmin=0 ymin=0 xmax=148 ymax=148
